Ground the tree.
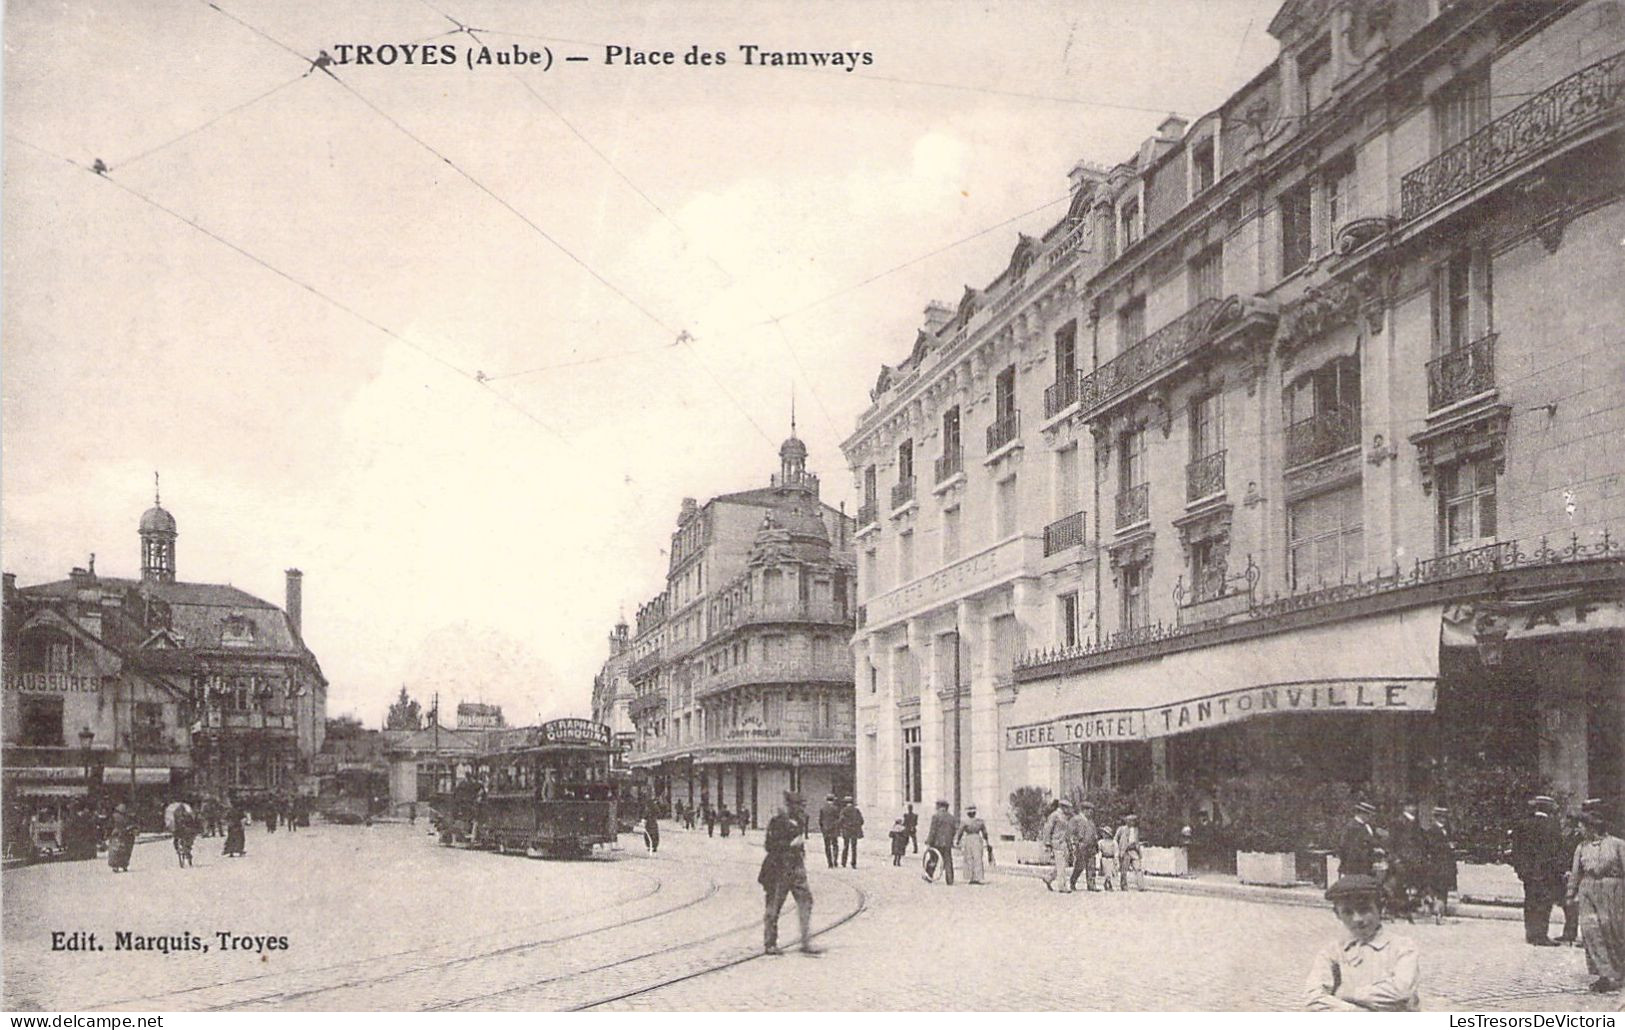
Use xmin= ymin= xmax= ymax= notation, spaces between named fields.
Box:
xmin=385 ymin=687 xmax=422 ymax=731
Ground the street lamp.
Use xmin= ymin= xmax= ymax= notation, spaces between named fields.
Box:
xmin=78 ymin=726 xmax=94 ymax=786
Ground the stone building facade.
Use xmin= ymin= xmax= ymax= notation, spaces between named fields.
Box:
xmin=847 ymin=0 xmax=1625 ymax=837
xmin=625 ymin=429 xmax=858 ymax=821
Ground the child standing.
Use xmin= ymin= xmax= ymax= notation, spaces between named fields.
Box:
xmin=889 ymin=818 xmax=909 ymax=866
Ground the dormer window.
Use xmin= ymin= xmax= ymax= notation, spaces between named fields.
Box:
xmin=1298 ymin=36 xmax=1332 ymax=113
xmin=1119 ymin=197 xmax=1141 ymax=251
xmin=221 ymin=613 xmax=256 ymax=647
xmin=1191 ymin=137 xmax=1215 ymax=195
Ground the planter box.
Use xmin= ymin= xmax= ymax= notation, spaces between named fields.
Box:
xmin=1142 ymin=845 xmax=1188 ymax=877
xmin=1010 ymin=839 xmax=1052 ymax=866
xmin=1237 ymin=850 xmax=1297 ymax=886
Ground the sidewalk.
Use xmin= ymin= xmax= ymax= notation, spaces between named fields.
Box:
xmin=662 ymin=823 xmax=1542 ymax=924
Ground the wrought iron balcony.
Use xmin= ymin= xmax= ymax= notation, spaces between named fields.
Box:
xmin=1186 ymin=450 xmax=1227 ymax=503
xmin=857 ymin=500 xmax=878 ymax=528
xmin=1078 ymin=296 xmax=1224 ymax=419
xmin=1043 ymin=511 xmax=1086 ymax=556
xmin=890 ymin=477 xmax=916 ymax=510
xmin=1427 ymin=332 xmax=1497 ymax=412
xmin=935 ymin=448 xmax=963 ymax=484
xmin=1284 ymin=407 xmax=1360 ymax=469
xmin=986 ymin=410 xmax=1021 ymax=453
xmin=1044 ymin=372 xmax=1080 ymax=419
xmin=628 ymin=691 xmax=666 ymax=720
xmin=1401 ymin=52 xmax=1625 ymax=221
xmin=1115 ymin=483 xmax=1149 ymax=531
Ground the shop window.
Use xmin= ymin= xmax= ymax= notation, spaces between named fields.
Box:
xmin=1280 ymin=182 xmax=1313 ymax=276
xmin=19 ymin=695 xmax=65 ymax=746
xmin=1058 ymin=592 xmax=1081 ymax=648
xmin=1288 ymin=484 xmax=1364 ymax=589
xmin=1439 ymin=459 xmax=1498 ymax=553
xmin=1121 ymin=564 xmax=1150 ymax=631
xmin=902 ymin=726 xmax=923 ymax=804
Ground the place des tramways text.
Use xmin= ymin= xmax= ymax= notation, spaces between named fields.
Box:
xmin=325 ymin=41 xmax=877 ymax=71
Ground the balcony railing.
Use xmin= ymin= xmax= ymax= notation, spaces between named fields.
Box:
xmin=890 ymin=477 xmax=917 ymax=510
xmin=1115 ymin=483 xmax=1149 ymax=531
xmin=729 ymin=599 xmax=852 ymax=630
xmin=1284 ymin=407 xmax=1360 ymax=468
xmin=696 ymin=653 xmax=855 ymax=700
xmin=935 ymin=448 xmax=963 ymax=483
xmin=857 ymin=500 xmax=878 ymax=528
xmin=986 ymin=410 xmax=1021 ymax=453
xmin=1186 ymin=450 xmax=1226 ymax=503
xmin=1044 ymin=372 xmax=1080 ymax=419
xmin=628 ymin=692 xmax=666 ymax=720
xmin=1043 ymin=511 xmax=1086 ymax=556
xmin=1427 ymin=332 xmax=1497 ymax=411
xmin=1017 ymin=531 xmax=1623 ymax=676
xmin=1401 ymin=52 xmax=1625 ymax=221
xmin=1078 ymin=297 xmax=1224 ymax=419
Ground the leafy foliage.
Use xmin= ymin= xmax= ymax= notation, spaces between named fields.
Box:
xmin=1008 ymin=785 xmax=1053 ymax=841
xmin=385 ymin=687 xmax=422 ymax=731
xmin=1438 ymin=764 xmax=1565 ymax=863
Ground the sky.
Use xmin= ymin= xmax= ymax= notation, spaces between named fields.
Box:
xmin=2 ymin=0 xmax=1282 ymax=728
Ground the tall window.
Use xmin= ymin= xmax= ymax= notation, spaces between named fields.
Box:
xmin=1281 ymin=183 xmax=1313 ymax=275
xmin=997 ymin=475 xmax=1019 ymax=538
xmin=1190 ymin=538 xmax=1224 ymax=601
xmin=1440 ymin=459 xmax=1498 ymax=552
xmin=1285 ymin=356 xmax=1361 ymax=426
xmin=1120 ymin=196 xmax=1141 ymax=251
xmin=1189 ymin=245 xmax=1223 ymax=306
xmin=1435 ymin=65 xmax=1490 ymax=151
xmin=21 ymin=631 xmax=73 ymax=673
xmin=1432 ymin=248 xmax=1492 ymax=354
xmin=1058 ymin=592 xmax=1081 ymax=648
xmin=1288 ymin=484 xmax=1364 ymax=589
xmin=995 ymin=366 xmax=1016 ymax=420
xmin=1055 ymin=444 xmax=1079 ymax=517
xmin=897 ymin=439 xmax=914 ymax=483
xmin=1322 ymin=154 xmax=1357 ymax=250
xmin=1118 ymin=294 xmax=1146 ymax=349
xmin=902 ymin=726 xmax=923 ymax=804
xmin=1190 ymin=393 xmax=1223 ymax=460
xmin=1121 ymin=565 xmax=1150 ymax=631
xmin=864 ymin=548 xmax=879 ymax=593
xmin=1299 ymin=36 xmax=1332 ymax=112
xmin=863 ymin=466 xmax=877 ymax=509
xmin=942 ymin=506 xmax=961 ymax=562
xmin=942 ymin=406 xmax=961 ymax=458
xmin=1054 ymin=320 xmax=1077 ymax=379
xmin=1119 ymin=426 xmax=1147 ymax=495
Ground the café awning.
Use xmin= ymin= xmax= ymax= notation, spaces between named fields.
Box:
xmin=1006 ymin=605 xmax=1443 ymax=750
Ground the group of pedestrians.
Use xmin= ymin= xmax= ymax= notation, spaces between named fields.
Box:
xmin=1510 ymin=794 xmax=1625 ymax=993
xmin=669 ymin=799 xmax=752 ymax=839
xmin=816 ymin=795 xmax=865 ymax=868
xmin=1336 ymin=798 xmax=1458 ymax=922
xmin=1038 ymin=798 xmax=1144 ymax=894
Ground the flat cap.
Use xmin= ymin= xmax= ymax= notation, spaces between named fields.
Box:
xmin=1325 ymin=874 xmax=1383 ymax=902
xmin=1057 ymin=798 xmax=1074 ymax=808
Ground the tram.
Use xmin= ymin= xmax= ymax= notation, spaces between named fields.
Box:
xmin=432 ymin=718 xmax=619 ymax=858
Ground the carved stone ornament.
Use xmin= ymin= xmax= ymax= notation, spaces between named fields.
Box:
xmin=1106 ymin=531 xmax=1155 ymax=575
xmin=1174 ymin=503 xmax=1233 ymax=560
xmin=1410 ymin=405 xmax=1510 ymax=495
xmin=1335 ymin=216 xmax=1395 ymax=257
xmin=1284 ymin=447 xmax=1362 ymax=502
xmin=1276 ymin=274 xmax=1385 ymax=360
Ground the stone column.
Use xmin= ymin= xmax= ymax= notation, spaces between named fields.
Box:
xmin=911 ymin=617 xmax=943 ymax=806
xmin=869 ymin=633 xmax=902 ymax=819
xmin=961 ymin=599 xmax=1000 ymax=829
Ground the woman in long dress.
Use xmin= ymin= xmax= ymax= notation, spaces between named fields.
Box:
xmin=956 ymin=804 xmax=990 ymax=885
xmin=1567 ymin=811 xmax=1625 ymax=993
xmin=222 ymin=804 xmax=247 ymax=857
xmin=106 ymin=804 xmax=135 ymax=873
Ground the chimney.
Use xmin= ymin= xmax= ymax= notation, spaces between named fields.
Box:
xmin=923 ymin=301 xmax=953 ymax=334
xmin=285 ymin=568 xmax=303 ymax=640
xmin=1158 ymin=114 xmax=1189 ymax=141
xmin=3 ymin=572 xmax=14 ymax=602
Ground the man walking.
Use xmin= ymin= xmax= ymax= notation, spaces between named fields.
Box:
xmin=759 ymin=791 xmax=821 ymax=957
xmin=1510 ymin=795 xmax=1567 ymax=946
xmin=926 ymin=800 xmax=958 ymax=886
xmin=1115 ymin=813 xmax=1145 ymax=891
xmin=818 ymin=794 xmax=841 ymax=869
xmin=838 ymin=797 xmax=864 ymax=869
xmin=1069 ymin=800 xmax=1100 ymax=892
xmin=903 ymin=803 xmax=919 ymax=854
xmin=1042 ymin=798 xmax=1074 ymax=893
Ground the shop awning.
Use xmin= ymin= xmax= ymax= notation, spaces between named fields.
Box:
xmin=1006 ymin=605 xmax=1443 ymax=750
xmin=693 ymin=746 xmax=854 ymax=766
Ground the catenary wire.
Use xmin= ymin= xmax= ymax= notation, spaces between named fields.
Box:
xmin=5 ymin=133 xmax=569 ymax=443
xmin=109 ymin=71 xmax=310 ymax=171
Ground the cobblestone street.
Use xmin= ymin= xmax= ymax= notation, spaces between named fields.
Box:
xmin=2 ymin=820 xmax=1616 ymax=1011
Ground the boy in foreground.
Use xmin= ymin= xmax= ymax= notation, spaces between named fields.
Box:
xmin=1304 ymin=874 xmax=1421 ymax=1011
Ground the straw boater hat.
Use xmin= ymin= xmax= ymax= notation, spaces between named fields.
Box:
xmin=1125 ymin=814 xmax=1139 ymax=822
xmin=1530 ymin=795 xmax=1558 ymax=812
xmin=1432 ymin=805 xmax=1450 ymax=815
xmin=1057 ymin=797 xmax=1075 ymax=809
xmin=1354 ymin=800 xmax=1377 ymax=814
xmin=966 ymin=804 xmax=978 ymax=815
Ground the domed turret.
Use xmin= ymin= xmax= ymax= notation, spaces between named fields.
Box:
xmin=139 ymin=473 xmax=177 ymax=583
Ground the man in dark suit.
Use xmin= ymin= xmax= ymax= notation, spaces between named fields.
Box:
xmin=817 ymin=794 xmax=841 ymax=868
xmin=925 ymin=800 xmax=958 ymax=886
xmin=837 ymin=798 xmax=864 ymax=869
xmin=1509 ymin=795 xmax=1567 ymax=946
xmin=759 ymin=792 xmax=820 ymax=956
xmin=1339 ymin=800 xmax=1381 ymax=877
xmin=902 ymin=803 xmax=919 ymax=853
